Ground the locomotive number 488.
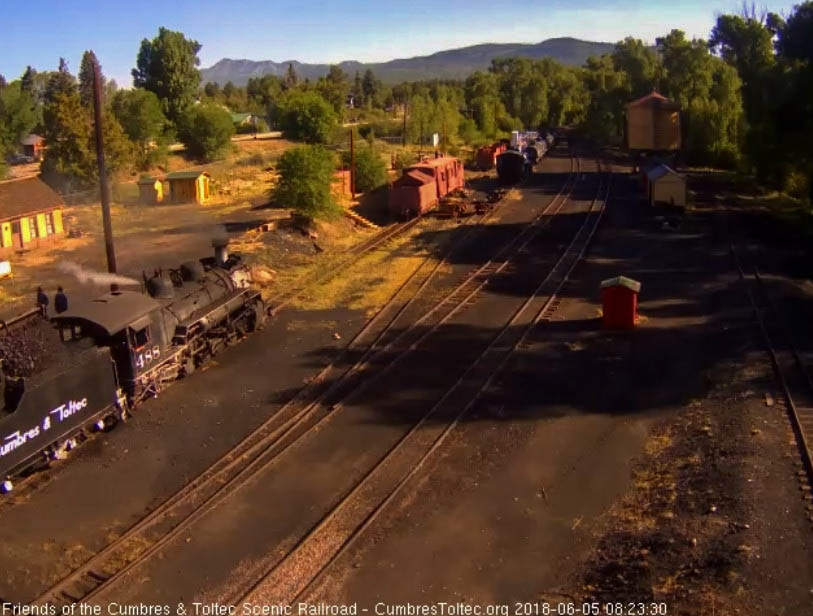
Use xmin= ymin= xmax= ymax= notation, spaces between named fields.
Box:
xmin=135 ymin=345 xmax=161 ymax=369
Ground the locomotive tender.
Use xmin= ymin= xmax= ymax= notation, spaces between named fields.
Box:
xmin=0 ymin=241 xmax=266 ymax=489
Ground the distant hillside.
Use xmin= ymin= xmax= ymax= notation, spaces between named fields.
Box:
xmin=201 ymin=37 xmax=615 ymax=86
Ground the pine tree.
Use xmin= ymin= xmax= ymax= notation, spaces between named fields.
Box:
xmin=78 ymin=51 xmax=104 ymax=109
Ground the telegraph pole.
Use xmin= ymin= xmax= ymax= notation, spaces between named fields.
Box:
xmin=419 ymin=118 xmax=424 ymax=158
xmin=402 ymin=100 xmax=407 ymax=148
xmin=349 ymin=127 xmax=356 ymax=199
xmin=91 ymin=53 xmax=118 ymax=292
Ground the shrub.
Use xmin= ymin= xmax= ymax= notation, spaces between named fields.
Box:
xmin=459 ymin=118 xmax=486 ymax=146
xmin=177 ymin=104 xmax=235 ymax=161
xmin=273 ymin=91 xmax=337 ymax=144
xmin=392 ymin=149 xmax=416 ymax=170
xmin=784 ymin=168 xmax=810 ymax=200
xmin=352 ymin=147 xmax=389 ymax=193
xmin=341 ymin=146 xmax=389 ymax=193
xmin=235 ymin=117 xmax=270 ymax=134
xmin=273 ymin=145 xmax=340 ymax=219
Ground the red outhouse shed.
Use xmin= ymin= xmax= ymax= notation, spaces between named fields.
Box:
xmin=600 ymin=276 xmax=641 ymax=329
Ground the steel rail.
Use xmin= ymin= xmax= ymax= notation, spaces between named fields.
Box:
xmin=33 ymin=154 xmax=574 ymax=606
xmin=729 ymin=240 xmax=813 ymax=486
xmin=237 ymin=157 xmax=611 ymax=605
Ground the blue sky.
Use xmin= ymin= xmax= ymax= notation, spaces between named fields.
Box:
xmin=0 ymin=0 xmax=799 ymax=86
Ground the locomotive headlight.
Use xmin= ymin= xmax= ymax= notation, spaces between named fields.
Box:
xmin=0 ymin=480 xmax=12 ymax=494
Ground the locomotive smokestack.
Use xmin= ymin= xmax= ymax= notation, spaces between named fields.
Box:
xmin=213 ymin=237 xmax=229 ymax=266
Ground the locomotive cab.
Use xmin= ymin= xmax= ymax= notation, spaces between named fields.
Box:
xmin=52 ymin=291 xmax=168 ymax=400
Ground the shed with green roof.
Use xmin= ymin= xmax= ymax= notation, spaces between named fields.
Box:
xmin=165 ymin=170 xmax=211 ymax=204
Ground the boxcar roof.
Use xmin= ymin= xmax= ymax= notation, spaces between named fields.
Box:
xmin=0 ymin=176 xmax=64 ymax=222
xmin=52 ymin=290 xmax=160 ymax=335
xmin=396 ymin=170 xmax=435 ymax=186
xmin=412 ymin=156 xmax=459 ymax=169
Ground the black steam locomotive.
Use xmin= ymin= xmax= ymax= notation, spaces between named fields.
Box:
xmin=0 ymin=240 xmax=266 ymax=490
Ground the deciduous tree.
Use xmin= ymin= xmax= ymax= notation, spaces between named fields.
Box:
xmin=133 ymin=27 xmax=202 ymax=124
xmin=273 ymin=145 xmax=340 ymax=219
xmin=176 ymin=103 xmax=234 ymax=161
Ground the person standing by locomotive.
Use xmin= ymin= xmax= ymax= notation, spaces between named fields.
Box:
xmin=54 ymin=286 xmax=68 ymax=314
xmin=36 ymin=286 xmax=49 ymax=317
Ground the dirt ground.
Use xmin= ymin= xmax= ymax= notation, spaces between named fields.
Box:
xmin=0 ymin=135 xmax=390 ymax=318
xmin=301 ymin=161 xmax=813 ymax=613
xmin=2 ymin=152 xmax=812 ymax=610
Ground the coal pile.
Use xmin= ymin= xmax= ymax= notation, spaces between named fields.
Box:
xmin=0 ymin=318 xmax=60 ymax=378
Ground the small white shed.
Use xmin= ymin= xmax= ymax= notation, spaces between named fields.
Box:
xmin=646 ymin=164 xmax=686 ymax=207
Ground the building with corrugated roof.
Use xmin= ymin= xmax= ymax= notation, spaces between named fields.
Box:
xmin=0 ymin=176 xmax=65 ymax=254
xmin=626 ymin=91 xmax=681 ymax=152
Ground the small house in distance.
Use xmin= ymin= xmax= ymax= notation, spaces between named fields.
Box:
xmin=646 ymin=164 xmax=686 ymax=207
xmin=166 ymin=171 xmax=211 ymax=204
xmin=20 ymin=134 xmax=45 ymax=161
xmin=137 ymin=176 xmax=165 ymax=205
xmin=0 ymin=176 xmax=65 ymax=254
xmin=626 ymin=91 xmax=681 ymax=152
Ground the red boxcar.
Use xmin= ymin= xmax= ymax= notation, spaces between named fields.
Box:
xmin=475 ymin=142 xmax=506 ymax=171
xmin=388 ymin=156 xmax=464 ymax=219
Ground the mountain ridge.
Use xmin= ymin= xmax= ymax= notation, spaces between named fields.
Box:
xmin=201 ymin=37 xmax=615 ymax=86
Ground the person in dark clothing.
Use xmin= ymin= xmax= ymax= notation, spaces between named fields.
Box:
xmin=36 ymin=286 xmax=49 ymax=317
xmin=54 ymin=287 xmax=68 ymax=314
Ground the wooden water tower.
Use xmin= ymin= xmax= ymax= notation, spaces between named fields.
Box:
xmin=625 ymin=91 xmax=681 ymax=153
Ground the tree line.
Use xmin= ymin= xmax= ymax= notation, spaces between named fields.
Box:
xmin=1 ymin=5 xmax=812 ymax=199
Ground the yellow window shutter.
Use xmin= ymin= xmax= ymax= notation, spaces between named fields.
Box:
xmin=53 ymin=209 xmax=64 ymax=234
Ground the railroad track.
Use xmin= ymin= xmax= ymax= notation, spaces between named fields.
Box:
xmin=729 ymin=240 xmax=813 ymax=506
xmin=32 ymin=153 xmax=579 ymax=606
xmin=234 ymin=158 xmax=612 ymax=605
xmin=266 ymin=215 xmax=424 ymax=316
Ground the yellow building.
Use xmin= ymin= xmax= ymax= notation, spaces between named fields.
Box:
xmin=166 ymin=171 xmax=211 ymax=204
xmin=626 ymin=91 xmax=681 ymax=152
xmin=646 ymin=164 xmax=687 ymax=207
xmin=0 ymin=176 xmax=65 ymax=254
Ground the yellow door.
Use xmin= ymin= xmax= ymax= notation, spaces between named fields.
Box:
xmin=53 ymin=210 xmax=64 ymax=233
xmin=1 ymin=222 xmax=11 ymax=247
xmin=20 ymin=217 xmax=31 ymax=243
xmin=36 ymin=213 xmax=48 ymax=238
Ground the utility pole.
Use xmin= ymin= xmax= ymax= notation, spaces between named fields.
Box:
xmin=442 ymin=116 xmax=447 ymax=155
xmin=419 ymin=118 xmax=424 ymax=159
xmin=349 ymin=127 xmax=356 ymax=199
xmin=91 ymin=53 xmax=118 ymax=292
xmin=402 ymin=100 xmax=407 ymax=148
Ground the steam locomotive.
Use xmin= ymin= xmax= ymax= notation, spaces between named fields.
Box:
xmin=0 ymin=240 xmax=266 ymax=490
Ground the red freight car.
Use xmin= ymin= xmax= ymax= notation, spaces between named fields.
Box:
xmin=475 ymin=142 xmax=507 ymax=171
xmin=388 ymin=156 xmax=465 ymax=219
